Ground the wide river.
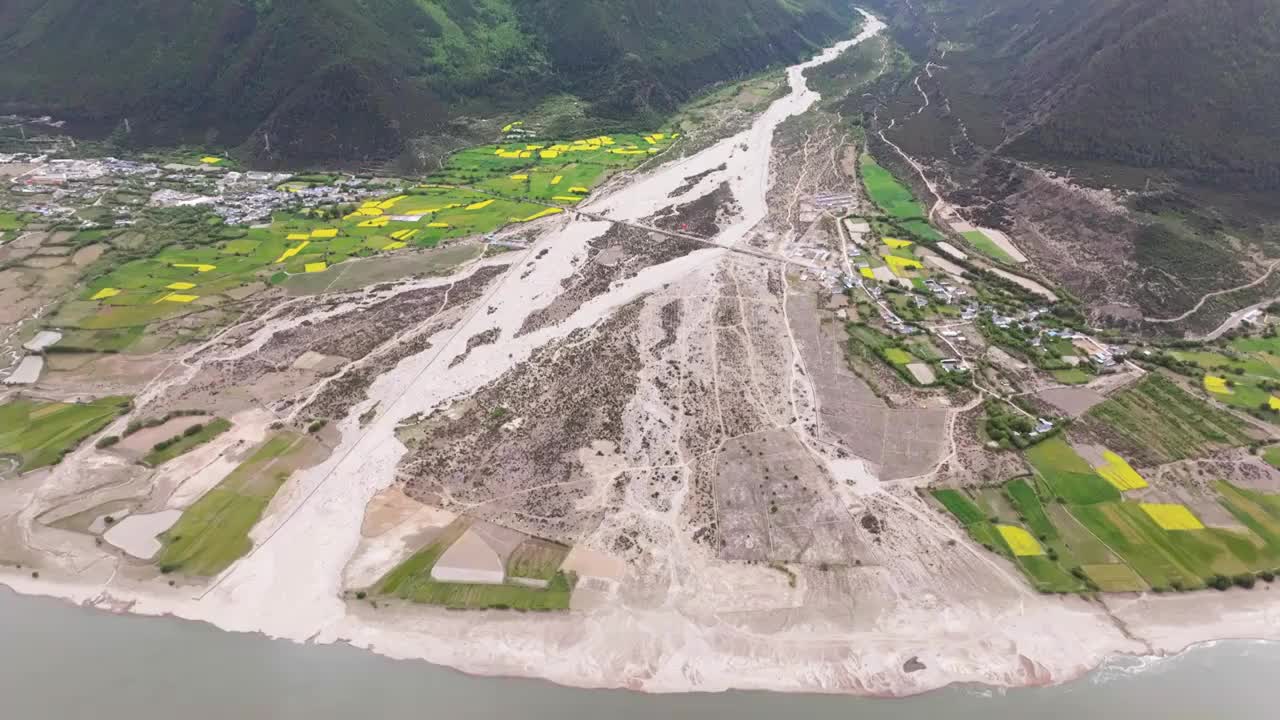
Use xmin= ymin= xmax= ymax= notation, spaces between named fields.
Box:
xmin=0 ymin=590 xmax=1273 ymax=719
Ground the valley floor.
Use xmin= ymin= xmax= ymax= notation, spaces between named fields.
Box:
xmin=2 ymin=10 xmax=1280 ymax=699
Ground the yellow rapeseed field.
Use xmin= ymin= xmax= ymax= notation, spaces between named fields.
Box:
xmin=286 ymin=233 xmax=310 ymax=240
xmin=1095 ymin=451 xmax=1149 ymax=491
xmin=358 ymin=218 xmax=389 ymax=228
xmin=510 ymin=208 xmax=564 ymax=223
xmin=274 ymin=242 xmax=309 ymax=264
xmin=996 ymin=525 xmax=1044 ymax=556
xmin=883 ymin=238 xmax=913 ymax=249
xmin=381 ymin=241 xmax=407 ymax=251
xmin=1269 ymin=396 xmax=1280 ymax=411
xmin=91 ymin=288 xmax=121 ymax=300
xmin=883 ymin=255 xmax=923 ymax=275
xmin=304 ymin=262 xmax=327 ymax=273
xmin=160 ymin=293 xmax=198 ymax=304
xmin=166 ymin=282 xmax=196 ymax=291
xmin=310 ymin=228 xmax=338 ymax=238
xmin=1140 ymin=503 xmax=1205 ymax=531
xmin=427 ymin=222 xmax=450 ymax=229
xmin=466 ymin=199 xmax=495 ymax=211
xmin=859 ymin=267 xmax=875 ymax=279
xmin=173 ymin=263 xmax=216 ymax=273
xmin=1204 ymin=375 xmax=1231 ymax=394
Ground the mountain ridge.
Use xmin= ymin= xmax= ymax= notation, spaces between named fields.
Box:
xmin=0 ymin=0 xmax=863 ymax=166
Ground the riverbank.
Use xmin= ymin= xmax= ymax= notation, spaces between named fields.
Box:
xmin=2 ymin=586 xmax=1278 ymax=719
xmin=3 ymin=559 xmax=1279 ymax=699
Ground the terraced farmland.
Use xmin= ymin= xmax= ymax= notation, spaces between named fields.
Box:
xmin=1085 ymin=374 xmax=1256 ymax=464
xmin=48 ymin=130 xmax=680 ymax=353
xmin=936 ymin=438 xmax=1280 ymax=594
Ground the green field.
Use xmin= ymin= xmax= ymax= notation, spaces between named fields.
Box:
xmin=437 ymin=132 xmax=677 ymax=204
xmin=1006 ymin=478 xmax=1057 ymax=541
xmin=0 ymin=396 xmax=130 ymax=472
xmin=47 ymin=130 xmax=679 ymax=351
xmin=961 ymin=229 xmax=1013 ymax=263
xmin=1025 ymin=436 xmax=1121 ymax=505
xmin=933 ymin=489 xmax=986 ymax=525
xmin=859 ymin=154 xmax=942 ymax=241
xmin=506 ymin=538 xmax=571 ymax=581
xmin=1051 ymin=368 xmax=1092 ymax=385
xmin=1264 ymin=446 xmax=1280 ymax=469
xmin=1167 ymin=337 xmax=1280 ymax=413
xmin=141 ymin=418 xmax=232 ymax=466
xmin=375 ymin=519 xmax=574 ymax=610
xmin=1087 ymin=374 xmax=1254 ymax=463
xmin=155 ymin=432 xmax=308 ymax=576
xmin=937 ymin=451 xmax=1280 ymax=593
xmin=846 ymin=322 xmax=940 ymax=385
xmin=0 ymin=211 xmax=33 ymax=231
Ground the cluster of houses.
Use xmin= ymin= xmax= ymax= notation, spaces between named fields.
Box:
xmin=0 ymin=151 xmax=403 ymax=228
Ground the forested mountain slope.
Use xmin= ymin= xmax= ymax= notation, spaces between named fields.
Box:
xmin=0 ymin=0 xmax=860 ymax=165
xmin=868 ymin=0 xmax=1280 ymax=190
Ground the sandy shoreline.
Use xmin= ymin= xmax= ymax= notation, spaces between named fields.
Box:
xmin=1 ymin=567 xmax=1279 ymax=698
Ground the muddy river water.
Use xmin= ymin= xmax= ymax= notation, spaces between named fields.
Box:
xmin=1 ymin=589 xmax=1275 ymax=719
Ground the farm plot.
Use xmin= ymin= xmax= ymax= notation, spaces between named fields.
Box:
xmin=0 ymin=396 xmax=130 ymax=472
xmin=933 ymin=486 xmax=1086 ymax=592
xmin=49 ymin=130 xmax=677 ymax=352
xmin=859 ymin=154 xmax=942 ymax=241
xmin=960 ymin=229 xmax=1015 ymax=263
xmin=1170 ymin=338 xmax=1280 ymax=413
xmin=1085 ymin=374 xmax=1256 ymax=464
xmin=141 ymin=417 xmax=232 ymax=467
xmin=373 ymin=517 xmax=575 ymax=610
xmin=434 ymin=132 xmax=678 ymax=203
xmin=1024 ymin=436 xmax=1121 ymax=505
xmin=155 ymin=432 xmax=314 ymax=576
xmin=846 ymin=323 xmax=939 ymax=386
xmin=939 ymin=469 xmax=1280 ymax=594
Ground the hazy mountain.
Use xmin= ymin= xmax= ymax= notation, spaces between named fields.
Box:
xmin=0 ymin=0 xmax=861 ymax=165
